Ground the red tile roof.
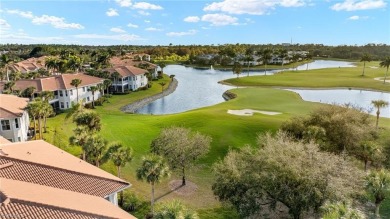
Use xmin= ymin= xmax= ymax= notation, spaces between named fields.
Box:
xmin=0 ymin=178 xmax=135 ymax=219
xmin=10 ymin=57 xmax=46 ymax=73
xmin=0 ymin=74 xmax=103 ymax=93
xmin=105 ymin=65 xmax=148 ymax=78
xmin=0 ymin=140 xmax=129 ymax=197
xmin=0 ymin=94 xmax=29 ymax=119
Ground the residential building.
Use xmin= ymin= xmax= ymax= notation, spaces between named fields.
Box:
xmin=9 ymin=56 xmax=46 ymax=74
xmin=105 ymin=65 xmax=149 ymax=93
xmin=0 ymin=73 xmax=104 ymax=110
xmin=0 ymin=140 xmax=135 ymax=218
xmin=110 ymin=55 xmax=158 ymax=79
xmin=0 ymin=94 xmax=29 ymax=142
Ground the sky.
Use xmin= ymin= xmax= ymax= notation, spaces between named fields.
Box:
xmin=0 ymin=0 xmax=389 ymax=46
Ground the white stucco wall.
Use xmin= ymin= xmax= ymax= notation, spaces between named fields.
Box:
xmin=0 ymin=111 xmax=30 ymax=142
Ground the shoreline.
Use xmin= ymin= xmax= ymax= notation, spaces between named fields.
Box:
xmin=121 ymin=78 xmax=178 ymax=113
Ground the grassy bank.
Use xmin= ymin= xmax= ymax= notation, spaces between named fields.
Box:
xmin=44 ymin=63 xmax=390 ymax=218
xmin=224 ymin=61 xmax=390 ymax=92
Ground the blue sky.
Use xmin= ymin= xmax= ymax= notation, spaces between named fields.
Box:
xmin=0 ymin=0 xmax=389 ymax=46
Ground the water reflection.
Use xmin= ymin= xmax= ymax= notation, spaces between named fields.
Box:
xmin=135 ymin=60 xmax=377 ymax=115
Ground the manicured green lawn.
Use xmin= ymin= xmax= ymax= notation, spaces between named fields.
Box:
xmin=43 ymin=65 xmax=390 ymax=218
xmin=224 ymin=61 xmax=390 ymax=92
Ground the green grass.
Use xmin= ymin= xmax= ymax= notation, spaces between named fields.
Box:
xmin=224 ymin=61 xmax=390 ymax=92
xmin=43 ymin=65 xmax=390 ymax=218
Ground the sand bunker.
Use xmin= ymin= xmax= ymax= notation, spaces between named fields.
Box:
xmin=227 ymin=109 xmax=281 ymax=116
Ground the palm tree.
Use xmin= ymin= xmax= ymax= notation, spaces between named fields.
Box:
xmin=109 ymin=143 xmax=133 ymax=206
xmin=291 ymin=53 xmax=301 ymax=71
xmin=88 ymin=86 xmax=98 ymax=108
xmin=42 ymin=101 xmax=54 ymax=133
xmin=45 ymin=57 xmax=59 ymax=75
xmin=305 ymin=53 xmax=313 ymax=70
xmin=40 ymin=91 xmax=54 ymax=102
xmin=3 ymin=81 xmax=15 ymax=93
xmin=111 ymin=72 xmax=120 ymax=92
xmin=158 ymin=62 xmax=167 ymax=75
xmin=26 ymin=101 xmax=40 ymax=139
xmin=154 ymin=200 xmax=199 ymax=219
xmin=70 ymin=79 xmax=82 ymax=102
xmin=243 ymin=55 xmax=254 ymax=76
xmin=85 ymin=135 xmax=107 ymax=167
xmin=23 ymin=86 xmax=36 ymax=100
xmin=232 ymin=62 xmax=242 ymax=78
xmin=379 ymin=56 xmax=390 ymax=84
xmin=67 ymin=55 xmax=82 ymax=72
xmin=1 ymin=54 xmax=13 ymax=81
xmin=136 ymin=154 xmax=170 ymax=215
xmin=260 ymin=48 xmax=272 ymax=75
xmin=371 ymin=100 xmax=389 ymax=129
xmin=278 ymin=48 xmax=288 ymax=70
xmin=103 ymin=79 xmax=112 ymax=95
xmin=360 ymin=53 xmax=372 ymax=76
xmin=69 ymin=126 xmax=89 ymax=161
xmin=365 ymin=169 xmax=390 ymax=217
xmin=158 ymin=82 xmax=166 ymax=92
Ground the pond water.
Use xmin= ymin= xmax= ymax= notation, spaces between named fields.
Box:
xmin=286 ymin=89 xmax=390 ymax=118
xmin=136 ymin=60 xmax=387 ymax=117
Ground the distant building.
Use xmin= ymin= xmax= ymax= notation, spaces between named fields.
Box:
xmin=9 ymin=56 xmax=46 ymax=74
xmin=105 ymin=65 xmax=149 ymax=93
xmin=0 ymin=140 xmax=135 ymax=218
xmin=0 ymin=73 xmax=104 ymax=110
xmin=110 ymin=54 xmax=158 ymax=79
xmin=0 ymin=94 xmax=30 ymax=142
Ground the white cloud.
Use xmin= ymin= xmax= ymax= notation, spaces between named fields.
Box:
xmin=204 ymin=0 xmax=306 ymax=15
xmin=127 ymin=23 xmax=139 ymax=28
xmin=1 ymin=32 xmax=66 ymax=44
xmin=144 ymin=20 xmax=151 ymax=23
xmin=7 ymin=9 xmax=34 ymax=18
xmin=201 ymin=13 xmax=238 ymax=26
xmin=133 ymin=2 xmax=163 ymax=10
xmin=348 ymin=15 xmax=360 ymax=20
xmin=0 ymin=19 xmax=11 ymax=29
xmin=73 ymin=33 xmax=142 ymax=42
xmin=145 ymin=27 xmax=163 ymax=31
xmin=110 ymin=27 xmax=126 ymax=33
xmin=32 ymin=15 xmax=84 ymax=29
xmin=166 ymin=29 xmax=197 ymax=37
xmin=106 ymin=8 xmax=119 ymax=16
xmin=138 ymin=10 xmax=150 ymax=16
xmin=184 ymin=16 xmax=200 ymax=23
xmin=331 ymin=0 xmax=386 ymax=11
xmin=348 ymin=15 xmax=369 ymax=20
xmin=7 ymin=9 xmax=84 ymax=29
xmin=115 ymin=0 xmax=132 ymax=7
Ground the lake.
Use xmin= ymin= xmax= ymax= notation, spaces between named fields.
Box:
xmin=136 ymin=60 xmax=389 ymax=118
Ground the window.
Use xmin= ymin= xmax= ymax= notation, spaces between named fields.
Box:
xmin=70 ymin=90 xmax=73 ymax=95
xmin=60 ymin=102 xmax=64 ymax=108
xmin=18 ymin=137 xmax=21 ymax=142
xmin=59 ymin=90 xmax=63 ymax=97
xmin=65 ymin=90 xmax=68 ymax=97
xmin=1 ymin=120 xmax=11 ymax=130
xmin=87 ymin=97 xmax=90 ymax=102
xmin=66 ymin=102 xmax=69 ymax=108
xmin=15 ymin=118 xmax=19 ymax=129
xmin=83 ymin=87 xmax=85 ymax=92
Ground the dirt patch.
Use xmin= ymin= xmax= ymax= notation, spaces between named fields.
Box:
xmin=168 ymin=180 xmax=198 ymax=196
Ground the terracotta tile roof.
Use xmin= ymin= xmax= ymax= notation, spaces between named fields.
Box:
xmin=105 ymin=65 xmax=148 ymax=78
xmin=0 ymin=94 xmax=29 ymax=119
xmin=110 ymin=56 xmax=157 ymax=69
xmin=0 ymin=136 xmax=11 ymax=144
xmin=10 ymin=57 xmax=46 ymax=73
xmin=0 ymin=178 xmax=136 ymax=219
xmin=0 ymin=74 xmax=103 ymax=93
xmin=0 ymin=140 xmax=129 ymax=197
